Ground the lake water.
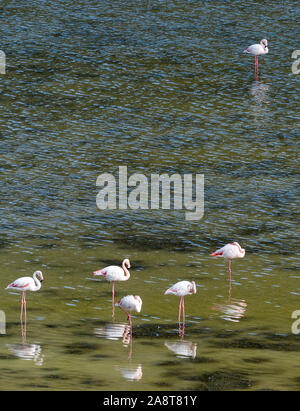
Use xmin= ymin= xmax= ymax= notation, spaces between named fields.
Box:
xmin=0 ymin=0 xmax=299 ymax=391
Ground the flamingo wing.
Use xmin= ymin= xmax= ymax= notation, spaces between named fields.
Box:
xmin=244 ymin=44 xmax=263 ymax=55
xmin=101 ymin=266 xmax=125 ymax=281
xmin=165 ymin=281 xmax=193 ymax=296
xmin=118 ymin=295 xmax=142 ymax=313
xmin=94 ymin=265 xmax=125 ymax=281
xmin=6 ymin=276 xmax=33 ymax=290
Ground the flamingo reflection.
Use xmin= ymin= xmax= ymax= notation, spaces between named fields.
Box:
xmin=7 ymin=322 xmax=44 ymax=366
xmin=117 ymin=364 xmax=143 ymax=381
xmin=94 ymin=322 xmax=130 ymax=341
xmin=250 ymin=81 xmax=270 ymax=104
xmin=212 ymin=284 xmax=247 ymax=323
xmin=7 ymin=342 xmax=44 ymax=366
xmin=212 ymin=298 xmax=247 ymax=322
xmin=165 ymin=340 xmax=197 ymax=359
xmin=94 ymin=322 xmax=133 ymax=358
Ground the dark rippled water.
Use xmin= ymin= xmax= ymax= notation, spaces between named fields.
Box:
xmin=0 ymin=0 xmax=299 ymax=391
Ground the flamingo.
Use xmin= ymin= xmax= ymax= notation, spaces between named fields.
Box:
xmin=93 ymin=258 xmax=131 ymax=313
xmin=164 ymin=281 xmax=196 ymax=327
xmin=115 ymin=295 xmax=142 ymax=328
xmin=244 ymin=39 xmax=268 ymax=76
xmin=210 ymin=242 xmax=245 ymax=282
xmin=5 ymin=271 xmax=44 ymax=326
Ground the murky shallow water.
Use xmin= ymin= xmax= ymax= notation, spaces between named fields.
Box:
xmin=0 ymin=0 xmax=299 ymax=391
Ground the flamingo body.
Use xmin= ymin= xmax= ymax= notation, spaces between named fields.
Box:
xmin=6 ymin=275 xmax=42 ymax=292
xmin=116 ymin=295 xmax=142 ymax=313
xmin=93 ymin=264 xmax=129 ymax=282
xmin=164 ymin=280 xmax=196 ymax=297
xmin=244 ymin=40 xmax=268 ymax=56
xmin=210 ymin=242 xmax=245 ymax=259
xmin=115 ymin=295 xmax=142 ymax=327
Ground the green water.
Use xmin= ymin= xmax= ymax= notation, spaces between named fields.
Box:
xmin=0 ymin=0 xmax=299 ymax=391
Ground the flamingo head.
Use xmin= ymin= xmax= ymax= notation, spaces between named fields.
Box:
xmin=261 ymin=39 xmax=268 ymax=47
xmin=189 ymin=281 xmax=197 ymax=294
xmin=232 ymin=242 xmax=246 ymax=257
xmin=34 ymin=271 xmax=44 ymax=282
xmin=134 ymin=295 xmax=142 ymax=312
xmin=122 ymin=258 xmax=131 ymax=269
xmin=260 ymin=39 xmax=268 ymax=51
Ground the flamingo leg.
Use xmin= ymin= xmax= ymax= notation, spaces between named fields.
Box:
xmin=24 ymin=292 xmax=27 ymax=326
xmin=178 ymin=297 xmax=182 ymax=324
xmin=112 ymin=281 xmax=115 ymax=303
xmin=22 ymin=295 xmax=27 ymax=341
xmin=119 ymin=306 xmax=132 ymax=327
xmin=20 ymin=292 xmax=24 ymax=323
xmin=20 ymin=292 xmax=27 ymax=339
xmin=21 ymin=321 xmax=26 ymax=342
xmin=255 ymin=56 xmax=259 ymax=76
xmin=228 ymin=280 xmax=232 ymax=304
xmin=112 ymin=281 xmax=115 ymax=317
xmin=179 ymin=322 xmax=185 ymax=339
xmin=178 ymin=297 xmax=185 ymax=338
xmin=228 ymin=259 xmax=232 ymax=283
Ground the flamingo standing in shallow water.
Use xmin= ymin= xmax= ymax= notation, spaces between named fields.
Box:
xmin=211 ymin=242 xmax=245 ymax=282
xmin=164 ymin=281 xmax=197 ymax=331
xmin=115 ymin=295 xmax=142 ymax=328
xmin=93 ymin=259 xmax=131 ymax=314
xmin=244 ymin=39 xmax=268 ymax=76
xmin=5 ymin=271 xmax=44 ymax=328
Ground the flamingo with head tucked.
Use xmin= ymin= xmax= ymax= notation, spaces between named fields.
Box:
xmin=244 ymin=39 xmax=268 ymax=76
xmin=211 ymin=242 xmax=245 ymax=282
xmin=5 ymin=271 xmax=44 ymax=326
xmin=93 ymin=259 xmax=131 ymax=313
xmin=164 ymin=280 xmax=196 ymax=328
xmin=115 ymin=295 xmax=142 ymax=328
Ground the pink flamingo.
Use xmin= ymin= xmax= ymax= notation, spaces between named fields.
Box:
xmin=5 ymin=271 xmax=44 ymax=327
xmin=244 ymin=39 xmax=268 ymax=76
xmin=93 ymin=258 xmax=131 ymax=313
xmin=164 ymin=281 xmax=196 ymax=328
xmin=115 ymin=295 xmax=142 ymax=328
xmin=211 ymin=242 xmax=245 ymax=282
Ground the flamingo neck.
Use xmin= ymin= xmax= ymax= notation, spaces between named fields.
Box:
xmin=33 ymin=273 xmax=42 ymax=291
xmin=122 ymin=260 xmax=130 ymax=279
